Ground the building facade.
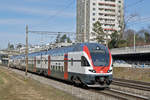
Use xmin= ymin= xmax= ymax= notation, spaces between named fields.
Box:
xmin=76 ymin=0 xmax=124 ymax=43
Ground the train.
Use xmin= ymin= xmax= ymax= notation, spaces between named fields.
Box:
xmin=9 ymin=43 xmax=113 ymax=88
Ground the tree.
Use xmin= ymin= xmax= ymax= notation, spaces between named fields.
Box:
xmin=60 ymin=34 xmax=67 ymax=43
xmin=7 ymin=43 xmax=14 ymax=50
xmin=122 ymin=13 xmax=139 ymax=39
xmin=123 ymin=29 xmax=135 ymax=46
xmin=91 ymin=21 xmax=105 ymax=44
xmin=55 ymin=34 xmax=61 ymax=43
xmin=9 ymin=44 xmax=14 ymax=50
xmin=7 ymin=42 xmax=10 ymax=50
xmin=108 ymin=31 xmax=127 ymax=49
xmin=16 ymin=43 xmax=22 ymax=49
xmin=108 ymin=31 xmax=120 ymax=49
xmin=56 ymin=34 xmax=72 ymax=43
xmin=144 ymin=32 xmax=150 ymax=43
xmin=118 ymin=40 xmax=127 ymax=48
xmin=124 ymin=29 xmax=146 ymax=46
xmin=67 ymin=37 xmax=72 ymax=43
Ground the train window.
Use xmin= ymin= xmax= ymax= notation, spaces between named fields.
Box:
xmin=56 ymin=66 xmax=57 ymax=70
xmin=62 ymin=66 xmax=64 ymax=72
xmin=32 ymin=60 xmax=34 ymax=65
xmin=54 ymin=65 xmax=55 ymax=70
xmin=59 ymin=63 xmax=61 ymax=66
xmin=37 ymin=60 xmax=40 ymax=64
xmin=71 ymin=58 xmax=73 ymax=66
xmin=81 ymin=56 xmax=90 ymax=66
xmin=53 ymin=65 xmax=54 ymax=69
xmin=45 ymin=59 xmax=47 ymax=64
xmin=59 ymin=66 xmax=61 ymax=71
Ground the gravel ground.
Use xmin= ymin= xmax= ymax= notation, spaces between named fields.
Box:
xmin=3 ymin=66 xmax=122 ymax=100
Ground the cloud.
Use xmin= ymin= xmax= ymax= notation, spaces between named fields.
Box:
xmin=0 ymin=5 xmax=76 ymax=18
xmin=0 ymin=18 xmax=38 ymax=25
xmin=23 ymin=0 xmax=49 ymax=2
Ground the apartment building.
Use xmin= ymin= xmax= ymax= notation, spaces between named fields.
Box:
xmin=76 ymin=0 xmax=124 ymax=43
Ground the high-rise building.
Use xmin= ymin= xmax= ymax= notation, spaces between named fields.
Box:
xmin=76 ymin=0 xmax=124 ymax=43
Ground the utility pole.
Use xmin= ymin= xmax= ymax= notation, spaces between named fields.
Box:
xmin=25 ymin=25 xmax=28 ymax=76
xmin=83 ymin=0 xmax=87 ymax=42
xmin=134 ymin=31 xmax=136 ymax=52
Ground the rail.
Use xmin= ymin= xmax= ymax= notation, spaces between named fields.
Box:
xmin=113 ymin=78 xmax=150 ymax=91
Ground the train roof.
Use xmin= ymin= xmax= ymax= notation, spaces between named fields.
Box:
xmin=11 ymin=43 xmax=107 ymax=59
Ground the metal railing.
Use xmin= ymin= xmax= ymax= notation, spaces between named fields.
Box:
xmin=111 ymin=45 xmax=150 ymax=55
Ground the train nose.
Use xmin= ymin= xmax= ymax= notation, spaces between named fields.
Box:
xmin=95 ymin=76 xmax=112 ymax=85
xmin=99 ymin=77 xmax=105 ymax=82
xmin=106 ymin=78 xmax=111 ymax=85
xmin=95 ymin=76 xmax=105 ymax=85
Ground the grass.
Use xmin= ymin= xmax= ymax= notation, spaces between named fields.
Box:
xmin=0 ymin=66 xmax=80 ymax=100
xmin=0 ymin=76 xmax=4 ymax=84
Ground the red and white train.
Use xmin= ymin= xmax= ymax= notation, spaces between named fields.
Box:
xmin=9 ymin=43 xmax=113 ymax=87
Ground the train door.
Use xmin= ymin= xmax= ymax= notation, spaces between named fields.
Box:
xmin=48 ymin=55 xmax=51 ymax=75
xmin=36 ymin=55 xmax=41 ymax=73
xmin=40 ymin=54 xmax=45 ymax=74
xmin=42 ymin=55 xmax=48 ymax=75
xmin=64 ymin=54 xmax=68 ymax=80
xmin=40 ymin=54 xmax=43 ymax=70
xmin=33 ymin=56 xmax=36 ymax=72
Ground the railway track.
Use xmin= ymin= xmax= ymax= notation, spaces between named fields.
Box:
xmin=99 ymin=88 xmax=149 ymax=100
xmin=2 ymin=66 xmax=150 ymax=100
xmin=112 ymin=78 xmax=150 ymax=91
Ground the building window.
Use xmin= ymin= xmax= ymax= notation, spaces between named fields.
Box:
xmin=99 ymin=13 xmax=103 ymax=16
xmin=105 ymin=14 xmax=115 ymax=17
xmin=105 ymin=9 xmax=115 ymax=12
xmin=93 ymin=13 xmax=96 ymax=16
xmin=99 ymin=3 xmax=116 ymax=7
xmin=99 ymin=8 xmax=104 ymax=11
xmin=93 ymin=8 xmax=96 ymax=10
xmin=105 ymin=24 xmax=115 ymax=27
xmin=105 ymin=19 xmax=115 ymax=22
xmin=93 ymin=3 xmax=96 ymax=5
xmin=118 ymin=1 xmax=121 ymax=3
xmin=105 ymin=0 xmax=115 ymax=2
xmin=93 ymin=18 xmax=95 ymax=21
xmin=118 ymin=5 xmax=121 ymax=8
xmin=98 ymin=18 xmax=103 ymax=21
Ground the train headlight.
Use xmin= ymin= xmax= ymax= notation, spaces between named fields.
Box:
xmin=89 ymin=69 xmax=96 ymax=73
xmin=107 ymin=70 xmax=112 ymax=73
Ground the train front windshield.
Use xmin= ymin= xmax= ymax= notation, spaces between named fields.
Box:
xmin=90 ymin=50 xmax=109 ymax=67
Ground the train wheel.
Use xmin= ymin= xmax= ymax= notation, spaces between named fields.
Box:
xmin=72 ymin=76 xmax=82 ymax=87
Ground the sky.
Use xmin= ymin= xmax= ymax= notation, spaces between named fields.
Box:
xmin=0 ymin=0 xmax=149 ymax=49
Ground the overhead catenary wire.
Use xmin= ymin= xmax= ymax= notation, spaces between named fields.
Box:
xmin=124 ymin=0 xmax=145 ymax=22
xmin=127 ymin=16 xmax=150 ymax=25
xmin=28 ymin=30 xmax=76 ymax=44
xmin=29 ymin=30 xmax=75 ymax=34
xmin=30 ymin=0 xmax=75 ymax=28
xmin=26 ymin=0 xmax=76 ymax=45
xmin=124 ymin=0 xmax=144 ymax=9
xmin=128 ymin=19 xmax=150 ymax=26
